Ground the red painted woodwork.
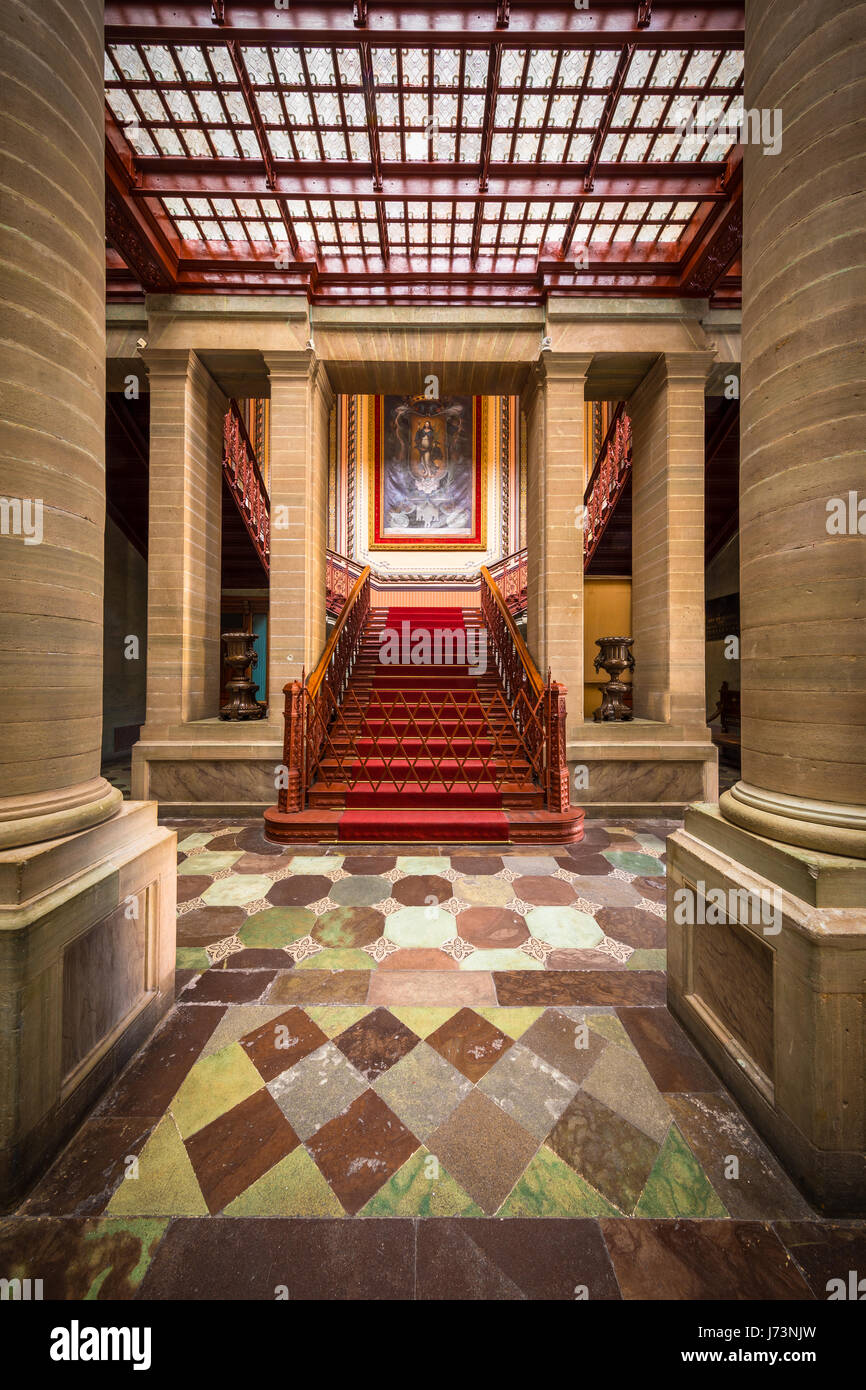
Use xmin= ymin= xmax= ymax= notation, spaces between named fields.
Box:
xmin=222 ymin=400 xmax=270 ymax=575
xmin=583 ymin=404 xmax=632 ymax=570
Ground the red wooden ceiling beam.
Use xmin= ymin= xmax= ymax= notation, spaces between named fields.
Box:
xmin=130 ymin=159 xmax=728 ymax=201
xmin=105 ymin=2 xmax=744 ymax=47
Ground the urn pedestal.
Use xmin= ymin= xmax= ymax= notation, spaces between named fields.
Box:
xmin=219 ymin=631 xmax=266 ymax=720
xmin=593 ymin=636 xmax=634 ymax=722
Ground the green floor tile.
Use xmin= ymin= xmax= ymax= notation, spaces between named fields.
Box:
xmin=635 ymin=1125 xmax=729 ymax=1218
xmin=498 ymin=1145 xmax=624 ymax=1218
xmin=105 ymin=1116 xmax=208 ymax=1216
xmin=357 ymin=1147 xmax=483 ymax=1218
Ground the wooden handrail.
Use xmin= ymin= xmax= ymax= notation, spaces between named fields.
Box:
xmin=480 ymin=565 xmax=544 ymax=698
xmin=228 ymin=399 xmax=270 ymax=507
xmin=583 ymin=400 xmax=625 ymax=504
xmin=308 ymin=564 xmax=371 ymax=698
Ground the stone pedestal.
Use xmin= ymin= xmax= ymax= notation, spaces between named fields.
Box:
xmin=668 ymin=806 xmax=865 ymax=1214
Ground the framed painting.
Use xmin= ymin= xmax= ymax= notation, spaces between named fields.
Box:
xmin=368 ymin=394 xmax=487 ymax=550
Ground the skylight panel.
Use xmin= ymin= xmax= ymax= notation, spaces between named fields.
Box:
xmin=527 ymin=49 xmax=556 ymax=89
xmin=175 ymin=46 xmax=209 ymax=83
xmin=372 ymin=48 xmax=397 ymax=86
xmin=336 ymin=48 xmax=362 ymax=85
xmin=712 ymin=51 xmax=744 ymax=88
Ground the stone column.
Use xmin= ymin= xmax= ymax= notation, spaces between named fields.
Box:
xmin=140 ymin=350 xmax=226 ymax=731
xmin=0 ymin=0 xmax=120 ymax=849
xmin=719 ymin=0 xmax=866 ymax=860
xmin=265 ymin=351 xmax=333 ymax=704
xmin=629 ymin=352 xmax=714 ymax=732
xmin=521 ymin=354 xmax=591 ymax=740
xmin=0 ymin=0 xmax=176 ymax=1208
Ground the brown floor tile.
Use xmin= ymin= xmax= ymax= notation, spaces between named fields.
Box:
xmin=205 ymin=831 xmax=241 ymax=851
xmin=181 ymin=968 xmax=277 ymax=1005
xmin=0 ymin=1217 xmax=167 ymax=1300
xmin=239 ymin=1006 xmax=329 ymax=1081
xmin=100 ymin=1005 xmax=225 ymax=1118
xmin=221 ymin=948 xmax=290 ymax=970
xmin=306 ymin=1089 xmax=418 ymax=1215
xmin=21 ymin=1117 xmax=157 ymax=1217
xmin=618 ymin=1006 xmax=723 ymax=1092
xmin=367 ymin=971 xmax=496 ymax=1006
xmin=520 ymin=1008 xmax=608 ymax=1083
xmin=601 ymin=1218 xmax=814 ymax=1300
xmin=426 ymin=1007 xmax=513 ymax=1082
xmin=138 ymin=1217 xmax=414 ymax=1299
xmin=390 ymin=874 xmax=453 ymax=907
xmin=267 ymin=874 xmax=333 ymax=907
xmin=546 ymin=948 xmax=628 ymax=971
xmin=596 ymin=906 xmax=666 ymax=949
xmin=562 ymin=851 xmax=618 ymax=876
xmin=176 ymin=905 xmax=248 ymax=946
xmin=234 ymin=827 xmax=286 ymax=855
xmin=425 ymin=1090 xmax=538 ymax=1215
xmin=548 ymin=1091 xmax=660 ymax=1214
xmin=185 ymin=1088 xmax=299 ymax=1213
xmin=234 ymin=851 xmax=288 ymax=874
xmin=416 ymin=1218 xmax=620 ymax=1300
xmin=774 ymin=1221 xmax=866 ymax=1298
xmin=666 ymin=1094 xmax=813 ymax=1220
xmin=333 ymin=1007 xmax=420 ymax=1080
xmin=340 ymin=855 xmax=397 ymax=875
xmin=456 ymin=906 xmax=529 ymax=948
xmin=177 ymin=875 xmax=212 ymax=904
xmin=377 ymin=948 xmax=459 ymax=970
xmin=266 ymin=970 xmax=371 ymax=1005
xmin=494 ymin=971 xmax=666 ymax=1006
xmin=449 ymin=854 xmax=504 ymax=876
xmin=512 ymin=875 xmax=577 ymax=906
xmin=631 ymin=875 xmax=667 ymax=903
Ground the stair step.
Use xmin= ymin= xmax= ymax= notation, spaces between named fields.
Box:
xmin=337 ymin=808 xmax=510 ymax=842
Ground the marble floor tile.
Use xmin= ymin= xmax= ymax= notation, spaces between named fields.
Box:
xmin=181 ymin=968 xmax=277 ymax=1005
xmin=0 ymin=1217 xmax=168 ymax=1300
xmin=582 ymin=1040 xmax=673 ymax=1143
xmin=600 ymin=1218 xmax=814 ymax=1300
xmin=390 ymin=873 xmax=452 ymax=906
xmin=425 ymin=1091 xmax=539 ymax=1215
xmin=519 ymin=1007 xmax=609 ymax=1084
xmin=313 ymin=905 xmax=386 ymax=948
xmin=266 ymin=874 xmax=333 ymax=907
xmin=426 ymin=1007 xmax=514 ymax=1082
xmin=333 ymin=1006 xmax=420 ymax=1080
xmin=618 ymin=1006 xmax=724 ymax=1093
xmin=773 ymin=1221 xmax=866 ymax=1298
xmin=547 ymin=1091 xmax=660 ymax=1214
xmin=185 ymin=1088 xmax=300 ymax=1213
xmin=170 ymin=1042 xmax=264 ymax=1141
xmin=371 ymin=1040 xmax=473 ymax=1140
xmin=477 ymin=1042 xmax=579 ymax=1140
xmin=367 ymin=970 xmax=497 ymax=1006
xmin=239 ymin=1005 xmax=330 ymax=1081
xmin=415 ymin=1217 xmax=621 ymax=1299
xmin=305 ymin=1089 xmax=419 ymax=1216
xmin=265 ymin=971 xmax=371 ymax=1004
xmin=266 ymin=1041 xmax=368 ymax=1141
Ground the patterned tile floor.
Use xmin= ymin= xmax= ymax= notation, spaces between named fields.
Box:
xmin=3 ymin=817 xmax=864 ymax=1301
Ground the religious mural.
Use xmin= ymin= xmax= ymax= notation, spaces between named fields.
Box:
xmin=368 ymin=394 xmax=486 ymax=550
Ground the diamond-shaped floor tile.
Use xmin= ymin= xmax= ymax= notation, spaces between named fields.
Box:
xmin=358 ymin=1146 xmax=483 ymax=1218
xmin=477 ymin=1042 xmax=579 ymax=1140
xmin=581 ymin=1037 xmax=672 ymax=1143
xmin=519 ymin=1007 xmax=608 ymax=1084
xmin=266 ymin=1041 xmax=368 ymax=1141
xmin=105 ymin=1114 xmax=207 ymax=1217
xmin=372 ymin=1040 xmax=472 ymax=1140
xmin=238 ymin=1006 xmax=329 ymax=1082
xmin=222 ymin=1145 xmax=346 ymax=1217
xmin=306 ymin=1089 xmax=419 ymax=1216
xmin=169 ymin=1043 xmax=264 ymax=1141
xmin=497 ymin=1144 xmax=624 ymax=1218
xmin=425 ymin=1007 xmax=514 ymax=1082
xmin=185 ymin=1088 xmax=300 ymax=1214
xmin=634 ymin=1125 xmax=728 ymax=1218
xmin=546 ymin=1090 xmax=660 ymax=1215
xmin=425 ymin=1090 xmax=538 ymax=1216
xmin=333 ymin=1007 xmax=420 ymax=1081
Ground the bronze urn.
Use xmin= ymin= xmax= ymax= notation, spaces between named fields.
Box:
xmin=593 ymin=636 xmax=634 ymax=722
xmin=220 ymin=630 xmax=266 ymax=720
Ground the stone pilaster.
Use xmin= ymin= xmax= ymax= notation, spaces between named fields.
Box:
xmin=140 ymin=350 xmax=226 ymax=731
xmin=628 ymin=352 xmax=714 ymax=732
xmin=265 ymin=351 xmax=334 ymax=703
xmin=521 ymin=354 xmax=591 ymax=740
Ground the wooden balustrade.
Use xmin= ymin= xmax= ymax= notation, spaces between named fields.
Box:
xmin=487 ymin=548 xmax=528 ymax=616
xmin=583 ymin=402 xmax=632 ymax=569
xmin=223 ymin=399 xmax=270 ymax=575
xmin=326 ymin=548 xmax=364 ymax=615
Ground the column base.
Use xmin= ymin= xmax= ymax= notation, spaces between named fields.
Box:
xmin=666 ymin=802 xmax=866 ymax=1215
xmin=721 ymin=781 xmax=866 ymax=860
xmin=0 ymin=777 xmax=124 ymax=851
xmin=0 ymin=801 xmax=177 ymax=1211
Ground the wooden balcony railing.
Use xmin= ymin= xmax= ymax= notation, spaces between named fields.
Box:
xmin=480 ymin=566 xmax=570 ymax=814
xmin=223 ymin=399 xmax=270 ymax=575
xmin=487 ymin=548 xmax=528 ymax=617
xmin=583 ymin=402 xmax=632 ymax=570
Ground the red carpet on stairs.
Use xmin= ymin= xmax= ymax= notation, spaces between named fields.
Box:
xmin=264 ymin=602 xmax=584 ymax=844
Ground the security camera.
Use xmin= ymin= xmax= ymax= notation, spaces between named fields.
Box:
xmin=305 ymin=337 xmax=315 ymax=351
xmin=540 ymin=335 xmax=552 ymax=352
xmin=136 ymin=336 xmax=147 ymax=350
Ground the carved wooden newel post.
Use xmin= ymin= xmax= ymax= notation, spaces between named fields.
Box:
xmin=546 ymin=679 xmax=571 ymax=813
xmin=281 ymin=678 xmax=305 ymax=814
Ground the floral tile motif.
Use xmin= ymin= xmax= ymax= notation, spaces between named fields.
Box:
xmin=595 ymin=935 xmax=634 ymax=964
xmin=638 ymin=897 xmax=666 ymax=919
xmin=205 ymin=935 xmax=246 ymax=964
xmin=519 ymin=936 xmax=553 ymax=963
xmin=361 ymin=936 xmax=401 ymax=963
xmin=309 ymin=897 xmax=338 ymax=916
xmin=283 ymin=935 xmax=323 ymax=964
xmin=439 ymin=936 xmax=475 ymax=962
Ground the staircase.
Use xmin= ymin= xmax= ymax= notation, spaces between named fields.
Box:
xmin=264 ymin=583 xmax=584 ymax=845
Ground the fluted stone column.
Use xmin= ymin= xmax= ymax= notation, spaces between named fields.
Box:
xmin=265 ymin=351 xmax=333 ymax=705
xmin=0 ymin=0 xmax=121 ymax=848
xmin=522 ymin=354 xmax=591 ymax=740
xmin=720 ymin=0 xmax=866 ymax=859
